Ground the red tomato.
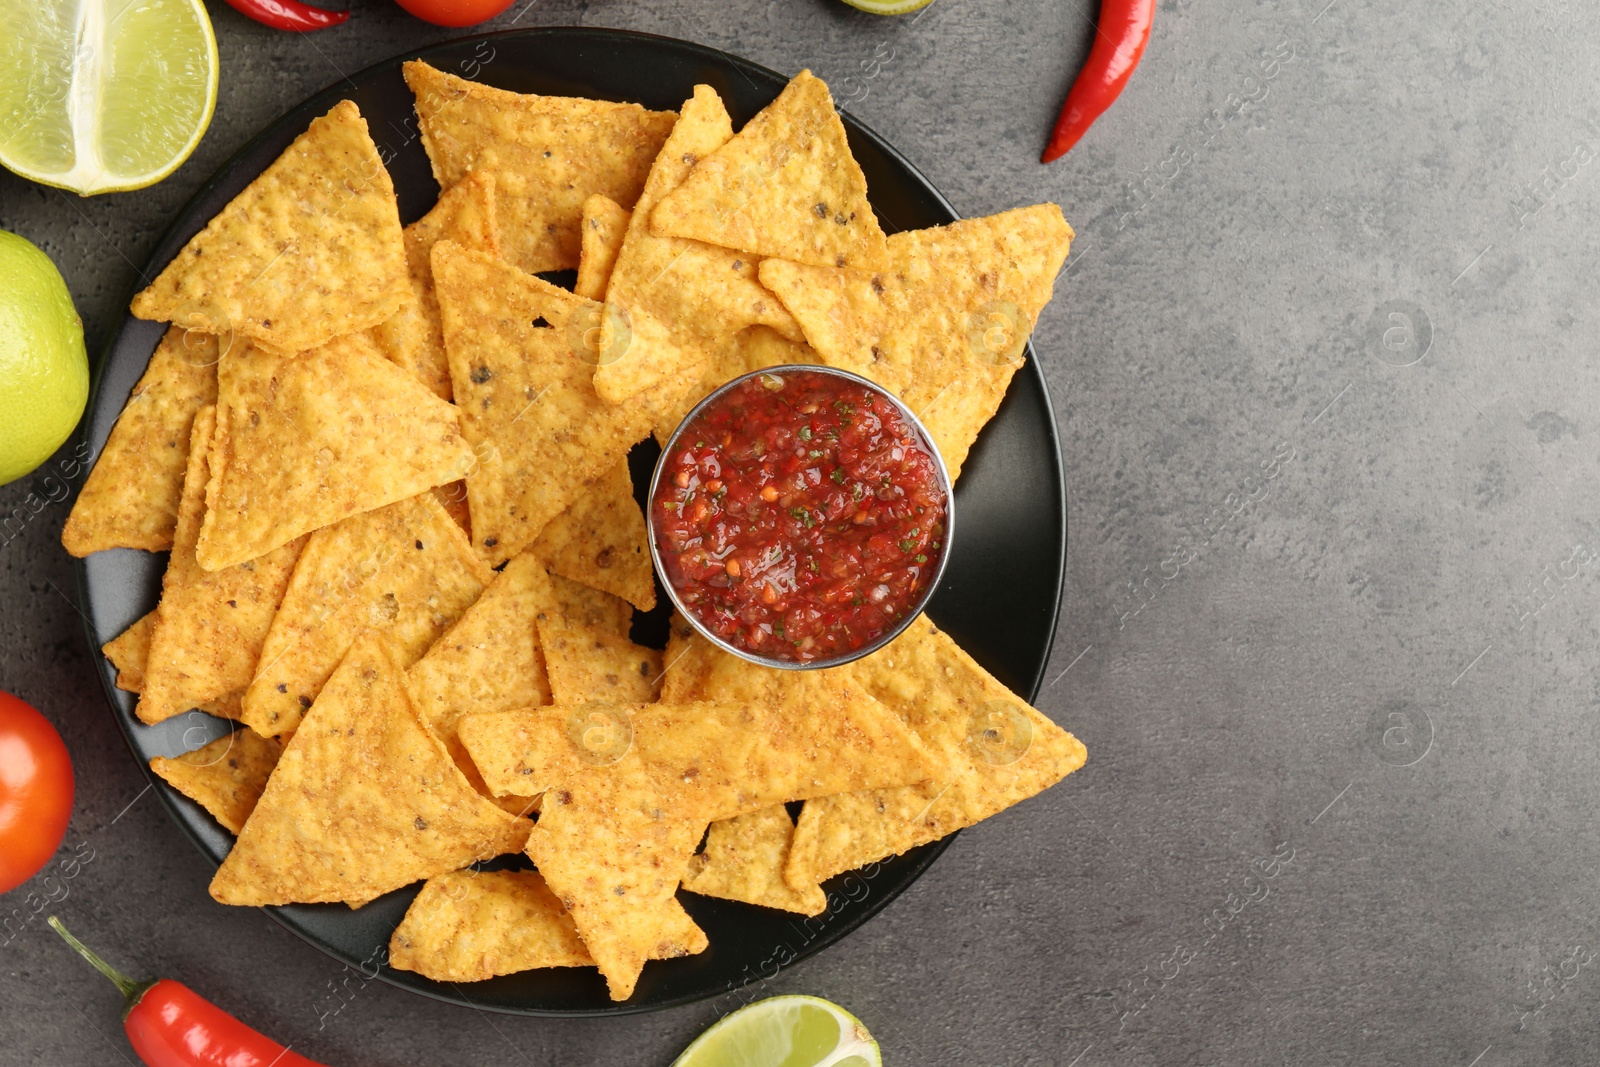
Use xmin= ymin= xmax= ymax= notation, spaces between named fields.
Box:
xmin=391 ymin=0 xmax=513 ymax=27
xmin=0 ymin=692 xmax=74 ymax=894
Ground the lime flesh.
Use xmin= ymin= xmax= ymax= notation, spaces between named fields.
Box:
xmin=0 ymin=0 xmax=219 ymax=195
xmin=0 ymin=231 xmax=88 ymax=487
xmin=672 ymin=995 xmax=882 ymax=1067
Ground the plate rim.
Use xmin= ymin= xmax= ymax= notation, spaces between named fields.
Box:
xmin=71 ymin=24 xmax=1069 ymax=1017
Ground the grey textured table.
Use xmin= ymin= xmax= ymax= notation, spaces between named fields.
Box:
xmin=2 ymin=1 xmax=1595 ymax=1063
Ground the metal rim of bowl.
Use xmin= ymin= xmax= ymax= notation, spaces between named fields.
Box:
xmin=646 ymin=363 xmax=956 ymax=671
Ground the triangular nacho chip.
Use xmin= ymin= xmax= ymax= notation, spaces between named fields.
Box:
xmin=649 ymin=71 xmax=888 ymax=271
xmin=537 ymin=616 xmax=661 ymax=706
xmin=527 ymin=769 xmax=706 ymax=1001
xmin=241 ymin=492 xmax=493 ymax=737
xmin=103 ymin=611 xmax=156 ymax=694
xmin=130 ymin=101 xmax=409 ymax=354
xmin=149 ymin=727 xmax=283 ymax=835
xmin=574 ymin=194 xmax=630 ymax=301
xmin=591 ymin=84 xmax=803 ymax=406
xmin=532 ymin=460 xmax=655 ymax=612
xmin=63 ymin=327 xmax=221 ymax=555
xmin=138 ymin=406 xmax=305 ymax=725
xmin=682 ymin=804 xmax=826 ymax=916
xmin=758 ymin=204 xmax=1073 ymax=480
xmin=404 ymin=61 xmax=676 ymax=274
xmin=388 ymin=868 xmax=706 ymax=982
xmin=432 ymin=241 xmax=659 ymax=565
xmin=197 ymin=332 xmax=473 ymax=571
xmin=372 ymin=170 xmax=501 ymax=400
xmin=212 ymin=633 xmax=531 ymax=907
xmin=407 ymin=551 xmax=555 ymax=805
xmin=785 ymin=614 xmax=1086 ymax=889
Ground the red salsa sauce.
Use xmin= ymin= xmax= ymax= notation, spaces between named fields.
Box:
xmin=652 ymin=369 xmax=948 ymax=664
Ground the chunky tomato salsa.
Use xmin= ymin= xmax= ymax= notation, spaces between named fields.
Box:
xmin=652 ymin=369 xmax=948 ymax=664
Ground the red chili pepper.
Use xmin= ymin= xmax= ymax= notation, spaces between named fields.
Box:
xmin=223 ymin=0 xmax=349 ymax=32
xmin=1041 ymin=0 xmax=1157 ymax=163
xmin=48 ymin=917 xmax=333 ymax=1067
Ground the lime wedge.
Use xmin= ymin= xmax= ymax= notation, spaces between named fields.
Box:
xmin=672 ymin=995 xmax=882 ymax=1067
xmin=0 ymin=0 xmax=218 ymax=195
xmin=838 ymin=0 xmax=934 ymax=14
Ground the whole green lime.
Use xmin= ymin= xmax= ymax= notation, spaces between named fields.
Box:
xmin=0 ymin=230 xmax=87 ymax=487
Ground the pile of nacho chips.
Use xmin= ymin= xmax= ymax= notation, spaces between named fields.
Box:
xmin=68 ymin=65 xmax=1083 ymax=1002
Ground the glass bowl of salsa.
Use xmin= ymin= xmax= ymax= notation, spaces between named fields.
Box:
xmin=649 ymin=365 xmax=953 ymax=670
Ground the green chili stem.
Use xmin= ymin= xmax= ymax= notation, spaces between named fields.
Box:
xmin=47 ymin=916 xmax=145 ymax=1003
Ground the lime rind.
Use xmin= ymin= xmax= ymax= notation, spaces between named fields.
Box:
xmin=672 ymin=995 xmax=882 ymax=1067
xmin=0 ymin=230 xmax=89 ymax=486
xmin=839 ymin=0 xmax=934 ymax=15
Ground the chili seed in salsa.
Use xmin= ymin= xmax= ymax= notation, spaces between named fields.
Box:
xmin=652 ymin=369 xmax=948 ymax=663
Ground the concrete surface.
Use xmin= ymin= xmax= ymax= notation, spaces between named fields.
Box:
xmin=3 ymin=0 xmax=1598 ymax=1063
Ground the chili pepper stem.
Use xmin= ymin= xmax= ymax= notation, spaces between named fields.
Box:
xmin=47 ymin=917 xmax=156 ymax=1016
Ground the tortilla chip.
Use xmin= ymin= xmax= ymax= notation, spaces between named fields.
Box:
xmin=527 ymin=769 xmax=705 ymax=1000
xmin=682 ymin=804 xmax=826 ymax=916
xmin=241 ymin=492 xmax=493 ymax=738
xmin=103 ymin=611 xmax=156 ymax=693
xmin=149 ymin=727 xmax=283 ymax=834
xmin=653 ymin=324 xmax=821 ymax=446
xmin=130 ymin=101 xmax=409 ymax=354
xmin=388 ymin=868 xmax=706 ymax=982
xmin=547 ymin=571 xmax=633 ymax=638
xmin=537 ymin=616 xmax=661 ymax=706
xmin=591 ymin=84 xmax=804 ymax=407
xmin=758 ymin=204 xmax=1073 ymax=480
xmin=407 ymin=551 xmax=555 ymax=800
xmin=404 ymin=61 xmax=676 ymax=274
xmin=197 ymin=332 xmax=473 ymax=571
xmin=649 ymin=71 xmax=888 ymax=272
xmin=211 ymin=633 xmax=531 ymax=907
xmin=574 ymin=194 xmax=629 ymax=302
xmin=373 ymin=170 xmax=501 ymax=400
xmin=62 ymin=328 xmax=220 ymax=556
xmin=532 ymin=460 xmax=655 ymax=612
xmin=785 ymin=614 xmax=1086 ymax=889
xmin=137 ymin=406 xmax=305 ymax=725
xmin=432 ymin=242 xmax=660 ymax=565
xmin=505 ymin=692 xmax=935 ymax=999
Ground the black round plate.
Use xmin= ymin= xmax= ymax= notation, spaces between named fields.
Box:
xmin=75 ymin=27 xmax=1067 ymax=1016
